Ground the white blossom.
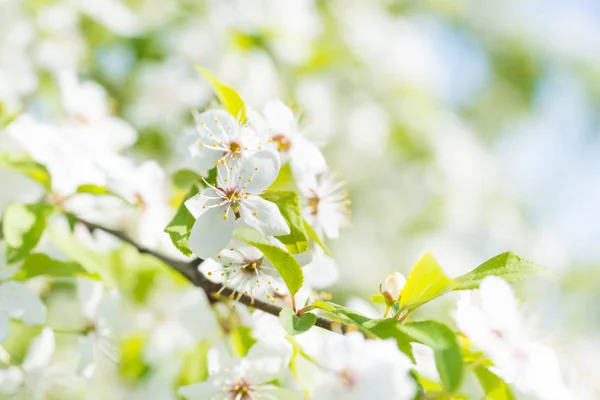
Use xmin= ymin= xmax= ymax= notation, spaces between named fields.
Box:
xmin=248 ymin=100 xmax=326 ymax=186
xmin=185 ymin=149 xmax=289 ymax=259
xmin=179 ymin=340 xmax=299 ymax=400
xmin=300 ymin=169 xmax=350 ymax=240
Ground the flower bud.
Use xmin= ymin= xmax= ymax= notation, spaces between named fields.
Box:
xmin=380 ymin=272 xmax=406 ymax=306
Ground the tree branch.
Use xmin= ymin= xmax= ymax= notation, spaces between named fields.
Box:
xmin=77 ymin=218 xmax=355 ymax=335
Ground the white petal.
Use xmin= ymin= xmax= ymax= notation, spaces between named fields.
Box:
xmin=240 ymin=196 xmax=290 ymax=236
xmin=178 ymin=381 xmax=222 ymax=399
xmin=289 ymin=135 xmax=327 ymax=181
xmin=245 ymin=339 xmax=293 ymax=384
xmin=77 ymin=279 xmax=104 ymax=321
xmin=194 ymin=109 xmax=238 ymax=141
xmin=263 ymin=100 xmax=296 ymax=133
xmin=480 ymin=276 xmax=519 ymax=332
xmin=188 ymin=206 xmax=235 ymax=259
xmin=184 ymin=189 xmax=219 ymax=219
xmin=303 ymin=250 xmax=339 ymax=289
xmin=0 ymin=313 xmax=8 ymax=343
xmin=77 ymin=335 xmax=96 ymax=379
xmin=239 ymin=150 xmax=281 ymax=194
xmin=22 ymin=327 xmax=54 ymax=371
xmin=0 ymin=282 xmax=46 ymax=325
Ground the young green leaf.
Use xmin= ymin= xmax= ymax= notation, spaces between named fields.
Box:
xmin=453 ymin=252 xmax=549 ymax=290
xmin=474 ymin=366 xmax=515 ymax=400
xmin=196 ymin=66 xmax=246 ymax=123
xmin=261 ymin=190 xmax=308 ymax=254
xmin=234 ymin=228 xmax=304 ymax=295
xmin=119 ymin=334 xmax=151 ymax=383
xmin=177 ymin=341 xmax=211 ymax=387
xmin=76 ymin=184 xmax=130 ymax=203
xmin=13 ymin=253 xmax=99 ymax=280
xmin=0 ymin=153 xmax=52 ymax=191
xmin=164 ymin=186 xmax=199 ymax=257
xmin=303 ymin=220 xmax=332 ymax=257
xmin=400 ymin=321 xmax=464 ymax=393
xmin=400 ymin=253 xmax=453 ymax=312
xmin=279 ymin=308 xmax=317 ymax=335
xmin=2 ymin=202 xmax=55 ymax=263
xmin=230 ymin=326 xmax=257 ymax=357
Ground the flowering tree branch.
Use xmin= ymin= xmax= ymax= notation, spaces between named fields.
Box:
xmin=77 ymin=218 xmax=355 ymax=334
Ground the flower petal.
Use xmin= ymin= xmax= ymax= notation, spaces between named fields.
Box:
xmin=0 ymin=281 xmax=46 ymax=325
xmin=289 ymin=135 xmax=327 ymax=184
xmin=240 ymin=196 xmax=290 ymax=236
xmin=193 ymin=109 xmax=238 ymax=142
xmin=188 ymin=206 xmax=235 ymax=259
xmin=185 ymin=188 xmax=220 ymax=219
xmin=239 ymin=150 xmax=281 ymax=194
xmin=22 ymin=327 xmax=54 ymax=371
xmin=178 ymin=381 xmax=222 ymax=399
xmin=263 ymin=100 xmax=296 ymax=133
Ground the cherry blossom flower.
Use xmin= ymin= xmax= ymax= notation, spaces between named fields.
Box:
xmin=179 ymin=340 xmax=299 ymax=400
xmin=185 ymin=149 xmax=289 ymax=259
xmin=248 ymin=100 xmax=326 ymax=185
xmin=300 ymin=169 xmax=350 ymax=240
xmin=185 ymin=109 xmax=264 ymax=171
xmin=201 ymin=242 xmax=285 ymax=304
xmin=455 ymin=276 xmax=572 ymax=399
xmin=298 ymin=331 xmax=417 ymax=400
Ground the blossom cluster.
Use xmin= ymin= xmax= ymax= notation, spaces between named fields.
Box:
xmin=0 ymin=0 xmax=595 ymax=399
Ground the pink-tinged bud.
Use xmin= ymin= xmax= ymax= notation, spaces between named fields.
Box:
xmin=380 ymin=272 xmax=406 ymax=305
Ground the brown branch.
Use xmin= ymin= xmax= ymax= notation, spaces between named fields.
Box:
xmin=77 ymin=218 xmax=355 ymax=335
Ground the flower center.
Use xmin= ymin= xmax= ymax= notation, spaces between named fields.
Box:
xmin=241 ymin=259 xmax=263 ymax=275
xmin=272 ymin=134 xmax=291 ymax=152
xmin=339 ymin=369 xmax=357 ymax=389
xmin=229 ymin=379 xmax=253 ymax=400
xmin=229 ymin=141 xmax=242 ymax=154
xmin=308 ymin=195 xmax=319 ymax=216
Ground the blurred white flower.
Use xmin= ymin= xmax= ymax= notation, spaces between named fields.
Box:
xmin=299 ymin=331 xmax=417 ymax=400
xmin=455 ymin=276 xmax=572 ymax=400
xmin=185 ymin=149 xmax=289 ymax=258
xmin=300 ymin=169 xmax=350 ymax=240
xmin=179 ymin=340 xmax=298 ymax=400
xmin=249 ymin=100 xmax=326 ymax=186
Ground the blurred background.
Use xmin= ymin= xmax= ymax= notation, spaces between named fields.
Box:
xmin=1 ymin=0 xmax=599 ymax=397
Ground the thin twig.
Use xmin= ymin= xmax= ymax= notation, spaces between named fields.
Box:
xmin=77 ymin=218 xmax=355 ymax=335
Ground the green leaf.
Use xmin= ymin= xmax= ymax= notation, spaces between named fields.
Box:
xmin=230 ymin=326 xmax=257 ymax=357
xmin=2 ymin=202 xmax=55 ymax=263
xmin=400 ymin=321 xmax=463 ymax=393
xmin=234 ymin=228 xmax=304 ymax=295
xmin=13 ymin=253 xmax=99 ymax=280
xmin=279 ymin=308 xmax=317 ymax=335
xmin=196 ymin=66 xmax=246 ymax=123
xmin=172 ymin=169 xmax=203 ymax=190
xmin=164 ymin=186 xmax=199 ymax=257
xmin=271 ymin=163 xmax=297 ymax=191
xmin=303 ymin=219 xmax=332 ymax=257
xmin=261 ymin=190 xmax=308 ymax=254
xmin=400 ymin=253 xmax=453 ymax=312
xmin=0 ymin=153 xmax=52 ymax=191
xmin=75 ymin=184 xmax=129 ymax=203
xmin=474 ymin=366 xmax=515 ymax=400
xmin=454 ymin=252 xmax=549 ymax=290
xmin=177 ymin=341 xmax=211 ymax=387
xmin=363 ymin=318 xmax=415 ymax=362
